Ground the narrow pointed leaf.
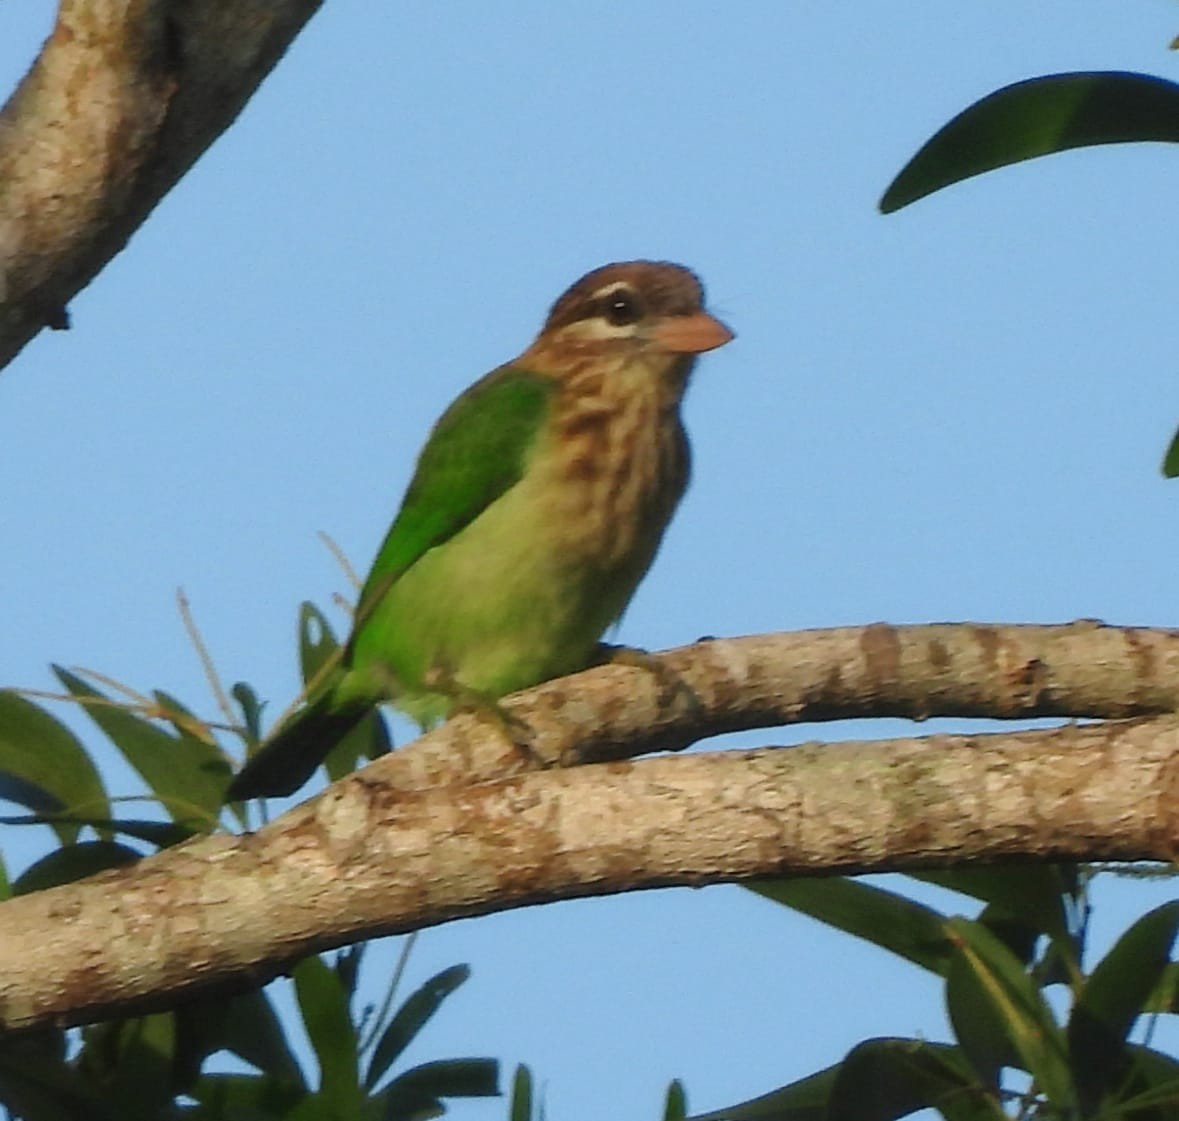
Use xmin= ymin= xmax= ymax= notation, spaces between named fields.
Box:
xmin=947 ymin=917 xmax=1074 ymax=1111
xmin=293 ymin=955 xmax=360 ymax=1109
xmin=1068 ymin=901 xmax=1179 ymax=1112
xmin=687 ymin=1063 xmax=839 ymax=1120
xmin=1162 ymin=426 xmax=1179 ymax=478
xmin=828 ymin=1039 xmax=1000 ymax=1121
xmin=186 ymin=1072 xmax=306 ymax=1118
xmin=0 ymin=814 xmax=195 ymax=848
xmin=946 ymin=936 xmax=1020 ymax=1088
xmin=381 ymin=1058 xmax=498 ymax=1104
xmin=750 ymin=878 xmax=951 ymax=974
xmin=510 ymin=1064 xmax=534 ymax=1121
xmin=13 ymin=840 xmax=140 ymax=894
xmin=365 ymin=965 xmax=471 ymax=1090
xmin=1143 ymin=962 xmax=1179 ymax=1014
xmin=232 ymin=681 xmax=266 ymax=743
xmin=0 ymin=689 xmax=108 ymax=841
xmin=54 ymin=667 xmax=229 ymax=825
xmin=664 ymin=1079 xmax=688 ymax=1121
xmin=910 ymin=864 xmax=1075 ymax=947
xmin=215 ymin=988 xmax=306 ymax=1090
xmin=1110 ymin=1044 xmax=1179 ymax=1118
xmin=882 ymin=71 xmax=1179 ymax=213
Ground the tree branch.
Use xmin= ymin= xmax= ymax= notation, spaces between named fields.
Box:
xmin=0 ymin=0 xmax=321 ymax=371
xmin=3 ymin=620 xmax=1179 ymax=1034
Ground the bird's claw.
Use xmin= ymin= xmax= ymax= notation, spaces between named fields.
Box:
xmin=423 ymin=665 xmax=546 ymax=767
xmin=596 ymin=643 xmax=701 ymax=714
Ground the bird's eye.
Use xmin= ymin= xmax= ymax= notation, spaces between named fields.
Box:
xmin=603 ymin=288 xmax=641 ymax=327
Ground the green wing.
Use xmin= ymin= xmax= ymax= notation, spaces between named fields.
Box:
xmin=350 ymin=365 xmax=555 ymax=639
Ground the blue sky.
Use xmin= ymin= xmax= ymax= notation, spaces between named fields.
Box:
xmin=3 ymin=4 xmax=1179 ymax=1118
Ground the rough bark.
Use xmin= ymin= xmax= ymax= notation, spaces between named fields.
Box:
xmin=1 ymin=621 xmax=1179 ymax=1035
xmin=0 ymin=0 xmax=321 ymax=371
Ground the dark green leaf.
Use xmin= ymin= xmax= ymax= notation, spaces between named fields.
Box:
xmin=1068 ymin=901 xmax=1179 ymax=1113
xmin=0 ymin=689 xmax=108 ymax=842
xmin=1143 ymin=962 xmax=1179 ymax=1013
xmin=380 ymin=1058 xmax=499 ymax=1118
xmin=664 ymin=1079 xmax=688 ymax=1121
xmin=78 ymin=1013 xmax=177 ymax=1119
xmin=750 ymin=878 xmax=951 ymax=974
xmin=187 ymin=1071 xmax=307 ymax=1119
xmin=54 ymin=667 xmax=229 ymax=826
xmin=881 ymin=71 xmax=1179 ymax=213
xmin=293 ymin=955 xmax=360 ymax=1111
xmin=910 ymin=864 xmax=1076 ymax=948
xmin=232 ymin=681 xmax=267 ymax=743
xmin=0 ymin=1030 xmax=115 ymax=1121
xmin=365 ymin=965 xmax=471 ymax=1090
xmin=828 ymin=1039 xmax=1000 ymax=1121
xmin=946 ymin=917 xmax=1074 ymax=1110
xmin=13 ymin=840 xmax=140 ymax=894
xmin=336 ymin=944 xmax=367 ymax=1001
xmin=0 ymin=813 xmax=195 ymax=849
xmin=1162 ymin=425 xmax=1179 ymax=478
xmin=946 ymin=926 xmax=1021 ymax=1087
xmin=687 ymin=1063 xmax=839 ymax=1121
xmin=217 ymin=988 xmax=307 ymax=1089
xmin=1110 ymin=1044 xmax=1179 ymax=1119
xmin=509 ymin=1064 xmax=534 ymax=1121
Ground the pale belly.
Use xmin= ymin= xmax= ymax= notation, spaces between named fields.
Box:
xmin=346 ymin=476 xmax=660 ymax=725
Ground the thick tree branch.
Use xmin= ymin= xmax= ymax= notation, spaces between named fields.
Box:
xmin=378 ymin=620 xmax=1179 ymax=791
xmin=0 ymin=0 xmax=321 ymax=370
xmin=3 ymin=621 xmax=1179 ymax=1033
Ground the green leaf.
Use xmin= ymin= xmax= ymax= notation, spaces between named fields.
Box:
xmin=750 ymin=878 xmax=952 ymax=974
xmin=186 ymin=1071 xmax=307 ymax=1119
xmin=688 ymin=1063 xmax=839 ymax=1121
xmin=13 ymin=840 xmax=141 ymax=894
xmin=0 ymin=1030 xmax=116 ymax=1121
xmin=1162 ymin=426 xmax=1179 ymax=479
xmin=378 ymin=1058 xmax=499 ymax=1119
xmin=299 ymin=601 xmax=342 ymax=681
xmin=946 ymin=917 xmax=1074 ymax=1111
xmin=828 ymin=1039 xmax=1000 ymax=1121
xmin=910 ymin=864 xmax=1076 ymax=948
xmin=1143 ymin=962 xmax=1179 ymax=1013
xmin=664 ymin=1079 xmax=688 ymax=1121
xmin=365 ymin=965 xmax=471 ymax=1090
xmin=509 ymin=1064 xmax=534 ymax=1121
xmin=0 ymin=813 xmax=195 ymax=849
xmin=54 ymin=667 xmax=229 ymax=826
xmin=293 ymin=955 xmax=360 ymax=1111
xmin=881 ymin=71 xmax=1179 ymax=213
xmin=78 ymin=1013 xmax=177 ymax=1119
xmin=0 ymin=689 xmax=109 ymax=842
xmin=1110 ymin=1044 xmax=1179 ymax=1119
xmin=219 ymin=988 xmax=307 ymax=1089
xmin=232 ymin=681 xmax=267 ymax=743
xmin=1068 ymin=900 xmax=1179 ymax=1113
xmin=946 ymin=926 xmax=1021 ymax=1088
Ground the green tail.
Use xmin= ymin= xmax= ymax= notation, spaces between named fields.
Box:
xmin=227 ymin=688 xmax=371 ymax=800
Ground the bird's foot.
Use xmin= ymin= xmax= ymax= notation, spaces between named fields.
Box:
xmin=422 ymin=665 xmax=546 ymax=767
xmin=595 ymin=643 xmax=701 ymax=715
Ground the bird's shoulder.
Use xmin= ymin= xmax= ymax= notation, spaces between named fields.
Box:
xmin=350 ymin=364 xmax=558 ymax=630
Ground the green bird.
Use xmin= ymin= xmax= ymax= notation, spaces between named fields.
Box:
xmin=229 ymin=261 xmax=733 ymax=799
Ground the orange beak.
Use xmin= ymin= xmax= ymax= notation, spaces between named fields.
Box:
xmin=652 ymin=311 xmax=734 ymax=354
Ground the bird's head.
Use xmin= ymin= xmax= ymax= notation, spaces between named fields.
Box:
xmin=519 ymin=261 xmax=734 ymax=386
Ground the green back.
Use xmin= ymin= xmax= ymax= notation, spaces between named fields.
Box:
xmin=349 ymin=365 xmax=555 ymax=645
